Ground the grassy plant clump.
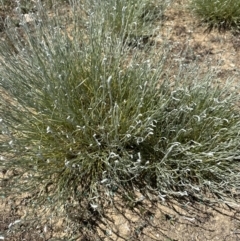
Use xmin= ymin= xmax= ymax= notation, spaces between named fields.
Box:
xmin=88 ymin=0 xmax=171 ymax=44
xmin=0 ymin=0 xmax=240 ymax=237
xmin=190 ymin=0 xmax=240 ymax=32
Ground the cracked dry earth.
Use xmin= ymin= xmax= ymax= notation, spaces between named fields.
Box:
xmin=0 ymin=190 xmax=240 ymax=240
xmin=1 ymin=0 xmax=240 ymax=240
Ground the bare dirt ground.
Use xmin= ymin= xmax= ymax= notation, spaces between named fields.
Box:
xmin=157 ymin=0 xmax=240 ymax=89
xmin=0 ymin=0 xmax=240 ymax=240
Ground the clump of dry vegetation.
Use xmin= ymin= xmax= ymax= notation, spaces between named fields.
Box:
xmin=0 ymin=0 xmax=240 ymax=240
xmin=190 ymin=0 xmax=240 ymax=32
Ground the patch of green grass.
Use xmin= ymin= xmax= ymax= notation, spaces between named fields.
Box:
xmin=0 ymin=0 xmax=68 ymax=14
xmin=0 ymin=0 xmax=240 ymax=239
xmin=86 ymin=0 xmax=170 ymax=43
xmin=190 ymin=0 xmax=240 ymax=32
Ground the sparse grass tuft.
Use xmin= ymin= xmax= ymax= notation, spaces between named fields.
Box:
xmin=0 ymin=0 xmax=240 ymax=239
xmin=85 ymin=0 xmax=170 ymax=45
xmin=190 ymin=0 xmax=240 ymax=32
